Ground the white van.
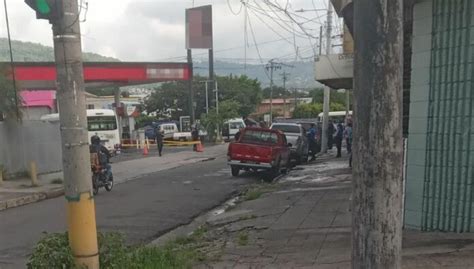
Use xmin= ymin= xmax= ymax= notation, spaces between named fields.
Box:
xmin=40 ymin=109 xmax=120 ymax=153
xmin=158 ymin=123 xmax=179 ymax=139
xmin=318 ymin=111 xmax=352 ymax=124
xmin=222 ymin=118 xmax=246 ymax=140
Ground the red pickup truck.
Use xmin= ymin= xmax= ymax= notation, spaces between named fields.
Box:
xmin=227 ymin=127 xmax=291 ymax=177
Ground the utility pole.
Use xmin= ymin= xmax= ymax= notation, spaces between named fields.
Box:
xmin=114 ymin=87 xmax=123 ymax=140
xmin=345 ymin=89 xmax=350 ymax=124
xmin=25 ymin=0 xmax=100 ymax=267
xmin=321 ymin=0 xmax=333 ymax=153
xmin=281 ymin=72 xmax=290 ymax=118
xmin=266 ymin=59 xmax=281 ymax=124
xmin=187 ymin=49 xmax=195 ymax=123
xmin=352 ymin=0 xmax=403 ymax=268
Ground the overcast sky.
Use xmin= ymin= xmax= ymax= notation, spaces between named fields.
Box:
xmin=0 ymin=0 xmax=342 ymax=63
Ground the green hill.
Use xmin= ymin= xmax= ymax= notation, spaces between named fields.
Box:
xmin=0 ymin=38 xmax=119 ymax=62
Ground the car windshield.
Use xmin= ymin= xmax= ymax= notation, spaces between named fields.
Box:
xmin=241 ymin=130 xmax=279 ymax=145
xmin=229 ymin=122 xmax=245 ymax=129
xmin=271 ymin=125 xmax=300 ymax=134
xmin=88 ymin=116 xmax=117 ymax=131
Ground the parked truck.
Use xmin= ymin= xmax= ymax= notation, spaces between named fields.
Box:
xmin=227 ymin=127 xmax=291 ymax=178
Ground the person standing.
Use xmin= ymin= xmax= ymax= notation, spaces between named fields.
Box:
xmin=307 ymin=123 xmax=318 ymax=161
xmin=327 ymin=120 xmax=335 ymax=149
xmin=344 ymin=122 xmax=353 ymax=154
xmin=191 ymin=126 xmax=199 ymax=151
xmin=335 ymin=123 xmax=344 ymax=158
xmin=156 ymin=130 xmax=164 ymax=157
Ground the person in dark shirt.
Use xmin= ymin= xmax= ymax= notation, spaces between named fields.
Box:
xmin=307 ymin=123 xmax=318 ymax=161
xmin=335 ymin=123 xmax=344 ymax=158
xmin=89 ymin=135 xmax=112 ymax=178
xmin=155 ymin=129 xmax=164 ymax=156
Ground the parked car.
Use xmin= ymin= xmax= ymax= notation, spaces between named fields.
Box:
xmin=227 ymin=127 xmax=291 ymax=178
xmin=270 ymin=123 xmax=309 ymax=164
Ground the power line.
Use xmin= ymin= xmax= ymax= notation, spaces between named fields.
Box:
xmin=246 ymin=8 xmax=270 ymax=79
xmin=3 ymin=0 xmax=20 ymax=119
xmin=227 ymin=0 xmax=243 ymax=15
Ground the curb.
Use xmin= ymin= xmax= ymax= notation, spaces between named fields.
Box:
xmin=0 ymin=188 xmax=65 ymax=212
xmin=0 ymin=155 xmax=221 ymax=212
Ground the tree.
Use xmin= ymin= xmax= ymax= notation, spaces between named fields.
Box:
xmin=292 ymin=103 xmax=322 ymax=119
xmin=200 ymin=100 xmax=240 ymax=141
xmin=217 ymin=75 xmax=262 ymax=117
xmin=352 ymin=0 xmax=404 ymax=268
xmin=144 ymin=75 xmax=262 ymax=121
xmin=262 ymin=86 xmax=291 ymax=99
xmin=0 ymin=66 xmax=22 ymax=120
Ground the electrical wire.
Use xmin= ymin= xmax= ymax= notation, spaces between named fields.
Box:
xmin=3 ymin=0 xmax=20 ymax=119
xmin=227 ymin=0 xmax=243 ymax=15
xmin=246 ymin=8 xmax=270 ymax=79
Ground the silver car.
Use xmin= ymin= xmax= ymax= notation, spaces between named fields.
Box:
xmin=270 ymin=123 xmax=309 ymax=164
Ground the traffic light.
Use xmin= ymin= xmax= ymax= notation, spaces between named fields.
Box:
xmin=24 ymin=0 xmax=62 ymax=22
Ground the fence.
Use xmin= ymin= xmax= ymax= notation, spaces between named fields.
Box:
xmin=0 ymin=120 xmax=63 ymax=178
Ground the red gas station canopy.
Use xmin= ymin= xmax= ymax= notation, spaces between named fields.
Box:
xmin=5 ymin=62 xmax=191 ymax=89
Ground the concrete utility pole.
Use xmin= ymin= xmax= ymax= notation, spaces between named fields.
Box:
xmin=345 ymin=89 xmax=350 ymax=124
xmin=114 ymin=87 xmax=123 ymax=139
xmin=266 ymin=59 xmax=281 ymax=124
xmin=51 ymin=1 xmax=99 ymax=268
xmin=187 ymin=49 xmax=195 ymax=123
xmin=281 ymin=72 xmax=290 ymax=118
xmin=321 ymin=0 xmax=333 ymax=153
xmin=352 ymin=0 xmax=404 ymax=268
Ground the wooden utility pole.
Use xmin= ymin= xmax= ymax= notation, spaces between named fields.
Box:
xmin=352 ymin=0 xmax=404 ymax=268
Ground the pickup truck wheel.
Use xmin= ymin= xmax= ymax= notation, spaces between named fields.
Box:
xmin=231 ymin=166 xmax=240 ymax=177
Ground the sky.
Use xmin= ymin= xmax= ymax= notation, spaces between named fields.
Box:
xmin=0 ymin=0 xmax=342 ymax=63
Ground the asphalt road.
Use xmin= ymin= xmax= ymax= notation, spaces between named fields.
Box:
xmin=0 ymin=158 xmax=262 ymax=269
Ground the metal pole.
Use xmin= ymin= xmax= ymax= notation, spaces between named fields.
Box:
xmin=269 ymin=61 xmax=274 ymax=124
xmin=294 ymin=88 xmax=297 ymax=112
xmin=282 ymin=72 xmax=288 ymax=118
xmin=319 ymin=26 xmax=323 ymax=55
xmin=52 ymin=0 xmax=99 ymax=267
xmin=321 ymin=0 xmax=333 ymax=153
xmin=215 ymin=80 xmax=219 ymax=114
xmin=209 ymin=48 xmax=214 ymax=106
xmin=345 ymin=89 xmax=350 ymax=124
xmin=205 ymin=81 xmax=209 ymax=114
xmin=187 ymin=49 xmax=195 ymax=123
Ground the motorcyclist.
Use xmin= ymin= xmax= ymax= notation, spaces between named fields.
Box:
xmin=89 ymin=135 xmax=112 ymax=179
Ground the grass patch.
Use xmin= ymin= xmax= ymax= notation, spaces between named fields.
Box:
xmin=237 ymin=231 xmax=249 ymax=246
xmin=28 ymin=227 xmax=213 ymax=269
xmin=242 ymin=183 xmax=278 ymax=201
xmin=50 ymin=178 xmax=63 ymax=184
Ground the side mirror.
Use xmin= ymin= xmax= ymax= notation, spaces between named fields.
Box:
xmin=287 ymin=143 xmax=293 ymax=147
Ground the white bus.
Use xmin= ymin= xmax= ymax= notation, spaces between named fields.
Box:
xmin=40 ymin=109 xmax=120 ymax=153
xmin=318 ymin=111 xmax=353 ymax=124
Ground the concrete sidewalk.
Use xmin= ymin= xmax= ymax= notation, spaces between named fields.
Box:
xmin=0 ymin=143 xmax=227 ymax=211
xmin=191 ymin=153 xmax=474 ymax=269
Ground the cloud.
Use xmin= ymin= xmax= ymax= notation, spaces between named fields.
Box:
xmin=1 ymin=0 xmax=331 ymax=62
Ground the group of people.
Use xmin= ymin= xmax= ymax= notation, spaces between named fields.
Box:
xmin=327 ymin=120 xmax=353 ymax=159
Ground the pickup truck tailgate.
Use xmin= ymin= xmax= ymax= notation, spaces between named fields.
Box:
xmin=229 ymin=143 xmax=273 ymax=164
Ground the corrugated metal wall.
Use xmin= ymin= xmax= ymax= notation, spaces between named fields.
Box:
xmin=421 ymin=0 xmax=474 ymax=232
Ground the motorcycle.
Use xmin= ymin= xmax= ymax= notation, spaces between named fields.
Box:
xmin=91 ymin=153 xmax=113 ymax=195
